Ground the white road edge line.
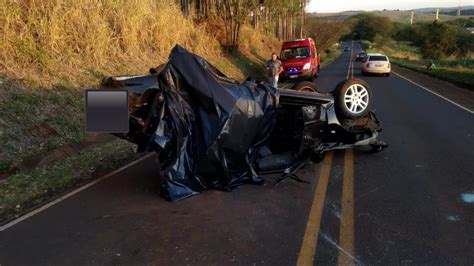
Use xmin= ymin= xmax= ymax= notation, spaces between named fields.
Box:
xmin=392 ymin=71 xmax=473 ymax=114
xmin=346 ymin=62 xmax=351 ymax=79
xmin=351 ymin=61 xmax=354 ymax=78
xmin=0 ymin=153 xmax=156 ymax=232
xmin=351 ymin=42 xmax=354 ymax=78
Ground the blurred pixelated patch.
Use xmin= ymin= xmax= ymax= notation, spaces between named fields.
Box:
xmin=85 ymin=90 xmax=129 ymax=133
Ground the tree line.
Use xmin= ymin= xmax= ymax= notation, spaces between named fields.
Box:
xmin=349 ymin=13 xmax=474 ymax=59
xmin=175 ymin=0 xmax=309 ymax=50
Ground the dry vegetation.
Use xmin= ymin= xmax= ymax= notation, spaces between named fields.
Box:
xmin=0 ymin=0 xmax=279 ymax=88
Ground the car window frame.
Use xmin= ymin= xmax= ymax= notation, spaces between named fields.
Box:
xmin=368 ymin=56 xmax=388 ymax=62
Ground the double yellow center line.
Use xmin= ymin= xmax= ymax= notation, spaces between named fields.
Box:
xmin=338 ymin=149 xmax=355 ymax=265
xmin=296 ymin=149 xmax=355 ymax=266
xmin=297 ymin=151 xmax=334 ymax=266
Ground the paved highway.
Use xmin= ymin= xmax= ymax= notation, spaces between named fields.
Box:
xmin=1 ymin=42 xmax=473 ymax=265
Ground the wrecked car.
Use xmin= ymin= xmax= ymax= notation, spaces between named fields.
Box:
xmin=98 ymin=45 xmax=387 ymax=201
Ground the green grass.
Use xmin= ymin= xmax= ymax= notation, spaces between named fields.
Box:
xmin=321 ymin=47 xmax=342 ymax=68
xmin=0 ymin=77 xmax=86 ymax=172
xmin=0 ymin=139 xmax=138 ymax=221
xmin=432 ymin=58 xmax=474 ymax=69
xmin=229 ymin=53 xmax=266 ymax=79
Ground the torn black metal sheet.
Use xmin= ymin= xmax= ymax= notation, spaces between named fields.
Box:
xmin=109 ymin=46 xmax=279 ymax=201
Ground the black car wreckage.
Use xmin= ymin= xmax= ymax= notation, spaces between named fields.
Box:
xmin=99 ymin=45 xmax=387 ymax=201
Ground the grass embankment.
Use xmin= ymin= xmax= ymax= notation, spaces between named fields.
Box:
xmin=0 ymin=0 xmax=280 ymax=221
xmin=362 ymin=40 xmax=474 ymax=90
xmin=320 ymin=45 xmax=343 ymax=68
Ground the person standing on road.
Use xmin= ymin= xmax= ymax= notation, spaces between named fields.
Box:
xmin=267 ymin=52 xmax=283 ymax=88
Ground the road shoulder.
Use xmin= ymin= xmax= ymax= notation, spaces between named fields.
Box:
xmin=392 ymin=65 xmax=474 ymax=112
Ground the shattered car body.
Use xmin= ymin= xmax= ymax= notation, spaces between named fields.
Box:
xmin=100 ymin=45 xmax=386 ymax=201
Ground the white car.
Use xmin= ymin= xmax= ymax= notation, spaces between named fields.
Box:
xmin=361 ymin=54 xmax=391 ymax=76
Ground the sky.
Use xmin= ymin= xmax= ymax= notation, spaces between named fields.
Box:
xmin=306 ymin=0 xmax=470 ymax=13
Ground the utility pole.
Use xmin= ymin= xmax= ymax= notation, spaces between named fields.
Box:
xmin=410 ymin=11 xmax=414 ymax=25
xmin=435 ymin=8 xmax=439 ymax=21
xmin=457 ymin=0 xmax=461 ymax=16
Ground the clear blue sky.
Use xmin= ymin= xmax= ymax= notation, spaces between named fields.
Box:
xmin=306 ymin=0 xmax=467 ymax=13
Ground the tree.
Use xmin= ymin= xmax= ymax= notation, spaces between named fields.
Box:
xmin=299 ymin=0 xmax=306 ymax=38
xmin=420 ymin=21 xmax=459 ymax=59
xmin=350 ymin=13 xmax=393 ymax=42
xmin=174 ymin=0 xmax=311 ymax=50
xmin=393 ymin=20 xmax=474 ymax=59
xmin=221 ymin=0 xmax=262 ymax=50
xmin=456 ymin=30 xmax=474 ymax=57
xmin=305 ymin=18 xmax=352 ymax=51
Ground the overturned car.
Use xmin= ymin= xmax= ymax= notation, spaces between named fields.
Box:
xmin=98 ymin=45 xmax=386 ymax=201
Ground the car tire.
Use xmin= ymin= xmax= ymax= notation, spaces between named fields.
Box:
xmin=385 ymin=73 xmax=390 ymax=77
xmin=310 ymin=151 xmax=324 ymax=163
xmin=333 ymin=78 xmax=373 ymax=119
xmin=293 ymin=81 xmax=319 ymax=93
xmin=361 ymin=71 xmax=366 ymax=76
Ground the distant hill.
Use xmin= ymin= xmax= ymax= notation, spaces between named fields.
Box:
xmin=308 ymin=6 xmax=474 ymax=23
xmin=437 ymin=9 xmax=474 ymax=16
xmin=413 ymin=6 xmax=474 ymax=13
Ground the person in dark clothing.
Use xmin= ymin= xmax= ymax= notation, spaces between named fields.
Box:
xmin=267 ymin=52 xmax=283 ymax=88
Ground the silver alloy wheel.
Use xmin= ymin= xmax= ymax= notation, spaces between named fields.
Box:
xmin=344 ymin=84 xmax=369 ymax=114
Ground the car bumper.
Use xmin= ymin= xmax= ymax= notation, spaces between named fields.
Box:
xmin=281 ymin=70 xmax=312 ymax=81
xmin=362 ymin=68 xmax=391 ymax=74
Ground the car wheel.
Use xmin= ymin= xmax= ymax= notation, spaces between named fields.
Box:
xmin=293 ymin=81 xmax=319 ymax=93
xmin=361 ymin=71 xmax=366 ymax=76
xmin=385 ymin=73 xmax=390 ymax=77
xmin=334 ymin=78 xmax=373 ymax=119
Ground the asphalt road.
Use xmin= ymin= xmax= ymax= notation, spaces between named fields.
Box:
xmin=1 ymin=42 xmax=473 ymax=265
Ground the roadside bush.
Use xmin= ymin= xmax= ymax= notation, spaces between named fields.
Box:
xmin=393 ymin=23 xmax=424 ymax=45
xmin=373 ymin=33 xmax=391 ymax=48
xmin=455 ymin=30 xmax=474 ymax=57
xmin=419 ymin=21 xmax=459 ymax=59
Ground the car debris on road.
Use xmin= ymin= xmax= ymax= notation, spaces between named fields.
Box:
xmin=96 ymin=45 xmax=387 ymax=201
